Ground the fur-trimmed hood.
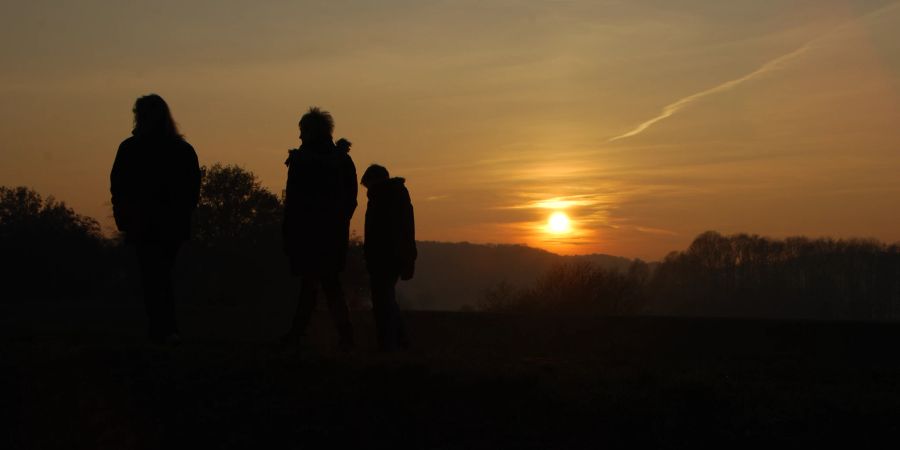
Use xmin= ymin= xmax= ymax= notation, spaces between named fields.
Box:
xmin=285 ymin=138 xmax=352 ymax=167
xmin=367 ymin=177 xmax=407 ymax=200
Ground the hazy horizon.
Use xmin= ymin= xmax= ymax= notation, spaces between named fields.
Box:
xmin=3 ymin=0 xmax=899 ymax=260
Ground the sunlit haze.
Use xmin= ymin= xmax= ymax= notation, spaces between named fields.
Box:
xmin=2 ymin=0 xmax=899 ymax=260
xmin=547 ymin=212 xmax=572 ymax=235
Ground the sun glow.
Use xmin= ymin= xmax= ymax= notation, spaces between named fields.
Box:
xmin=547 ymin=211 xmax=571 ymax=234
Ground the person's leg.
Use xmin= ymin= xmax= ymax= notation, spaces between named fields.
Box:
xmin=288 ymin=274 xmax=318 ymax=338
xmin=136 ymin=244 xmax=164 ymax=341
xmin=371 ymin=271 xmax=403 ymax=351
xmin=158 ymin=241 xmax=181 ymax=338
xmin=369 ymin=272 xmax=391 ymax=350
xmin=384 ymin=273 xmax=407 ymax=350
xmin=395 ymin=286 xmax=409 ymax=350
xmin=321 ymin=272 xmax=353 ymax=350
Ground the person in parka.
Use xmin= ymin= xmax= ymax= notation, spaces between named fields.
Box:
xmin=361 ymin=164 xmax=416 ymax=351
xmin=282 ymin=107 xmax=358 ymax=350
xmin=110 ymin=94 xmax=201 ymax=345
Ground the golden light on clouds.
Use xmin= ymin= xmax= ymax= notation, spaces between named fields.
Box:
xmin=503 ymin=193 xmax=616 ymax=251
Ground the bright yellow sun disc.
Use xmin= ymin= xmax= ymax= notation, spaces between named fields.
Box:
xmin=547 ymin=212 xmax=571 ymax=234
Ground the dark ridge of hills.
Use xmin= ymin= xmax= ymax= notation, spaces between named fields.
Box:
xmin=397 ymin=241 xmax=635 ymax=310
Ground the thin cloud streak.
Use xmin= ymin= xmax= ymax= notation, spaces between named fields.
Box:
xmin=608 ymin=1 xmax=900 ymax=142
xmin=608 ymin=43 xmax=811 ymax=142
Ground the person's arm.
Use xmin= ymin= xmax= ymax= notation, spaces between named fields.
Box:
xmin=110 ymin=141 xmax=131 ymax=232
xmin=398 ymin=185 xmax=417 ymax=280
xmin=184 ymin=142 xmax=201 ymax=213
xmin=282 ymin=152 xmax=299 ymax=252
xmin=342 ymin=155 xmax=358 ymax=223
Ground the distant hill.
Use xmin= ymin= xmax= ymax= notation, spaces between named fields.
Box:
xmin=397 ymin=241 xmax=634 ymax=310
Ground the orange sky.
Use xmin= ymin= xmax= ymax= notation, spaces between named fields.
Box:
xmin=2 ymin=0 xmax=900 ymax=260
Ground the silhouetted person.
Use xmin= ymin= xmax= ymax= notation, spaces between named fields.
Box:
xmin=282 ymin=107 xmax=357 ymax=350
xmin=110 ymin=94 xmax=200 ymax=345
xmin=361 ymin=164 xmax=416 ymax=351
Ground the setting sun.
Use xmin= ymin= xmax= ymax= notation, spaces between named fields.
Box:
xmin=547 ymin=212 xmax=571 ymax=234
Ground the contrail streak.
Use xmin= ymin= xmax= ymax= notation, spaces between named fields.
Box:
xmin=608 ymin=2 xmax=900 ymax=142
xmin=608 ymin=44 xmax=810 ymax=142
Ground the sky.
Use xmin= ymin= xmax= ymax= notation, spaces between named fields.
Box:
xmin=1 ymin=0 xmax=899 ymax=260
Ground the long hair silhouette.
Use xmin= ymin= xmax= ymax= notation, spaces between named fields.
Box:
xmin=132 ymin=94 xmax=182 ymax=139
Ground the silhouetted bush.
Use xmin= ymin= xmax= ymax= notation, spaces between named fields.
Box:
xmin=402 ymin=241 xmax=632 ymax=310
xmin=0 ymin=186 xmax=109 ymax=302
xmin=479 ymin=260 xmax=649 ymax=314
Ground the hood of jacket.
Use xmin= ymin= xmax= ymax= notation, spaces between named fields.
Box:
xmin=367 ymin=177 xmax=406 ymax=200
xmin=285 ymin=138 xmax=352 ymax=167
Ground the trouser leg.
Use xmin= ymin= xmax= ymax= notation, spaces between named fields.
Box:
xmin=370 ymin=273 xmax=390 ymax=349
xmin=321 ymin=273 xmax=353 ymax=348
xmin=370 ymin=272 xmax=403 ymax=351
xmin=158 ymin=242 xmax=181 ymax=335
xmin=137 ymin=244 xmax=160 ymax=339
xmin=137 ymin=242 xmax=181 ymax=340
xmin=290 ymin=275 xmax=318 ymax=336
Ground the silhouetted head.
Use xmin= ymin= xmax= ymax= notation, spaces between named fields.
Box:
xmin=299 ymin=107 xmax=334 ymax=144
xmin=132 ymin=94 xmax=182 ymax=139
xmin=361 ymin=164 xmax=390 ymax=188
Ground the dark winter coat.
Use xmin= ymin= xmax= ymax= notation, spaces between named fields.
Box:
xmin=364 ymin=177 xmax=416 ymax=277
xmin=110 ymin=133 xmax=201 ymax=243
xmin=283 ymin=139 xmax=358 ymax=275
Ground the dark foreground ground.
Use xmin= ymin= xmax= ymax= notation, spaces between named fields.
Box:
xmin=3 ymin=304 xmax=900 ymax=449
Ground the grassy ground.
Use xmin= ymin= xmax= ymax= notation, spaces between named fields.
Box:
xmin=3 ymin=306 xmax=900 ymax=448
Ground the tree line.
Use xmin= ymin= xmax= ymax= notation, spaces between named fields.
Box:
xmin=0 ymin=164 xmax=368 ymax=308
xmin=480 ymin=231 xmax=900 ymax=320
xmin=4 ymin=174 xmax=900 ymax=319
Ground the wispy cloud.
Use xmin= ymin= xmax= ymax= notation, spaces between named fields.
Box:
xmin=608 ymin=44 xmax=811 ymax=142
xmin=608 ymin=2 xmax=900 ymax=142
xmin=503 ymin=193 xmax=616 ymax=211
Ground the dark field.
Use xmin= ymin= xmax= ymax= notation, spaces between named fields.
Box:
xmin=3 ymin=305 xmax=900 ymax=448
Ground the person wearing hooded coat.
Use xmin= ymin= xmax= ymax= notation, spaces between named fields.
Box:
xmin=361 ymin=164 xmax=416 ymax=351
xmin=110 ymin=94 xmax=200 ymax=345
xmin=282 ymin=107 xmax=358 ymax=350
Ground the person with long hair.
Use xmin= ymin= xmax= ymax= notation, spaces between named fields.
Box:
xmin=110 ymin=94 xmax=200 ymax=345
xmin=281 ymin=107 xmax=357 ymax=351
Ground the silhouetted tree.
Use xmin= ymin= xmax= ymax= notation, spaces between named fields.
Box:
xmin=1 ymin=176 xmax=370 ymax=309
xmin=0 ymin=186 xmax=102 ymax=241
xmin=193 ymin=164 xmax=282 ymax=245
xmin=182 ymin=164 xmax=368 ymax=307
xmin=647 ymin=231 xmax=900 ymax=319
xmin=175 ymin=164 xmax=284 ymax=304
xmin=483 ymin=232 xmax=900 ymax=320
xmin=0 ymin=186 xmax=106 ymax=301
